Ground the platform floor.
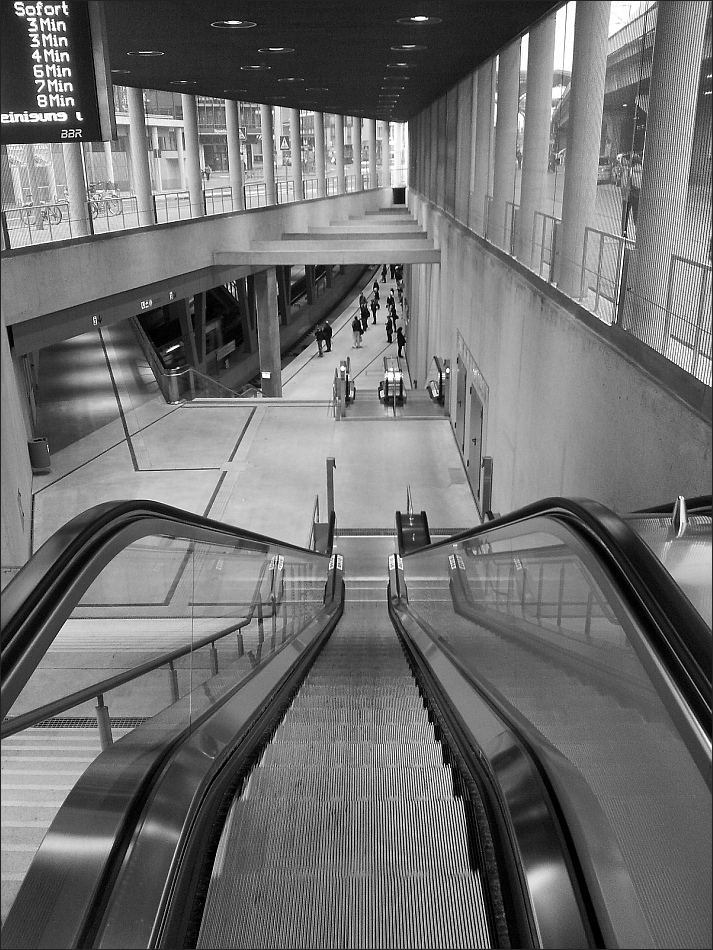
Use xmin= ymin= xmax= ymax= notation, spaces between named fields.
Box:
xmin=31 ymin=265 xmax=479 ymax=553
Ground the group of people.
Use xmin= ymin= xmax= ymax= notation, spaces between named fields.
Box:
xmin=349 ymin=270 xmax=405 ymax=355
xmin=314 ymin=321 xmax=333 ymax=356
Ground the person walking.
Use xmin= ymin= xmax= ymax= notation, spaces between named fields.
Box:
xmin=386 ymin=315 xmax=394 ymax=344
xmin=360 ymin=302 xmax=370 ymax=333
xmin=370 ymin=295 xmax=379 ymax=324
xmin=359 ymin=292 xmax=367 ymax=310
xmin=396 ymin=325 xmax=406 ymax=357
xmin=314 ymin=324 xmax=324 ymax=356
xmin=389 ymin=263 xmax=396 ymax=280
xmin=322 ymin=321 xmax=332 ymax=352
xmin=619 ymin=153 xmax=631 ymax=235
xmin=381 ymin=264 xmax=387 ymax=283
xmin=373 ymin=281 xmax=380 ymax=302
xmin=628 ymin=153 xmax=643 ymax=230
xmin=351 ymin=314 xmax=362 ymax=348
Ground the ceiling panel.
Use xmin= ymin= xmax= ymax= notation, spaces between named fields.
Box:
xmin=103 ymin=1 xmax=563 ymax=121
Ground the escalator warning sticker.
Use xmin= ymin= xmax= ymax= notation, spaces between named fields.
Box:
xmin=388 ymin=554 xmax=396 ymax=570
xmin=397 ymin=555 xmax=403 ymax=570
xmin=449 ymin=554 xmax=456 ymax=570
xmin=329 ymin=555 xmax=335 ymax=570
xmin=456 ymin=554 xmax=464 ymax=569
xmin=336 ymin=554 xmax=343 ymax=571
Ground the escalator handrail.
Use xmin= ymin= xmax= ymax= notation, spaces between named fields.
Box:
xmin=412 ymin=496 xmax=711 ymax=737
xmin=631 ymin=494 xmax=711 ymax=516
xmin=1 ymin=499 xmax=330 ymax=721
xmin=0 ymin=559 xmax=273 ymax=739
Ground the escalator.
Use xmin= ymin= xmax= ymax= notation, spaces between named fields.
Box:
xmin=1 ymin=498 xmax=711 ymax=948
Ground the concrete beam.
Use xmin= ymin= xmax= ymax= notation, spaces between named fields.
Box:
xmin=214 ymin=243 xmax=440 ymax=266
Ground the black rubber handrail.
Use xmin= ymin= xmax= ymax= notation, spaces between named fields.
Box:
xmin=1 ymin=499 xmax=330 ymax=720
xmin=408 ymin=496 xmax=712 ymax=745
xmin=632 ymin=494 xmax=711 ymax=515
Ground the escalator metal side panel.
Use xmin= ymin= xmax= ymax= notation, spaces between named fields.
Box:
xmin=389 ymin=594 xmax=620 ymax=950
xmin=94 ymin=579 xmax=344 ymax=950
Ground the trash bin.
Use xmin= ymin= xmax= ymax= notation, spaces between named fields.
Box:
xmin=28 ymin=437 xmax=50 ymax=473
xmin=392 ymin=186 xmax=406 ymax=205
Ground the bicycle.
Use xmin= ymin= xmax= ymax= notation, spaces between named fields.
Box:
xmin=19 ymin=201 xmax=63 ymax=227
xmin=88 ymin=187 xmax=122 ymax=218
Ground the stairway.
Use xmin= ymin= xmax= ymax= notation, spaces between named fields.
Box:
xmin=0 ymin=724 xmax=130 ymax=926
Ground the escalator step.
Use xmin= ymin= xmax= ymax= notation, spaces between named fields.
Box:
xmin=196 ymin=602 xmax=494 ymax=948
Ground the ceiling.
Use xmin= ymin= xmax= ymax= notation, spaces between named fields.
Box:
xmin=102 ymin=1 xmax=563 ymax=123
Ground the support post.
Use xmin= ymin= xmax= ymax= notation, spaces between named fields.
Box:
xmin=326 ymin=457 xmax=336 ymax=518
xmin=94 ymin=694 xmax=113 ymax=751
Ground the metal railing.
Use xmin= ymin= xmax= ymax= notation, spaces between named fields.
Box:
xmin=581 ymin=226 xmax=635 ymax=325
xmin=532 ymin=210 xmax=560 ymax=282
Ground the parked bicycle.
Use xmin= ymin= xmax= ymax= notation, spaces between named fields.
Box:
xmin=19 ymin=200 xmax=63 ymax=227
xmin=88 ymin=182 xmax=122 ymax=218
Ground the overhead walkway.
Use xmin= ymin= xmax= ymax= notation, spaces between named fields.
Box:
xmin=1 ymin=495 xmax=710 ymax=948
xmin=214 ymin=207 xmax=440 ymax=267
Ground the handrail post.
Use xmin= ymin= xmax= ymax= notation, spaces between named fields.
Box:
xmin=326 ymin=457 xmax=336 ymax=519
xmin=168 ymin=660 xmax=179 ymax=703
xmin=210 ymin=642 xmax=219 ymax=676
xmin=94 ymin=693 xmax=113 ymax=750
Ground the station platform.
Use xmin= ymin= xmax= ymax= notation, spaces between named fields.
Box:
xmin=30 ymin=264 xmax=480 ymax=555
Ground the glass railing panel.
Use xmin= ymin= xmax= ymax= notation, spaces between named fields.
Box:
xmin=400 ymin=518 xmax=711 ymax=949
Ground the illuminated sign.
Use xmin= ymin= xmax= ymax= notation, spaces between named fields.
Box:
xmin=140 ymin=298 xmax=153 ymax=310
xmin=1 ymin=1 xmax=115 ymax=144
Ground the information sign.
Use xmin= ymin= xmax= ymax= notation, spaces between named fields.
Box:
xmin=1 ymin=1 xmax=115 ymax=144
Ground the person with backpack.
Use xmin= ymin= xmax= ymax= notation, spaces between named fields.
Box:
xmin=352 ymin=314 xmax=362 ymax=348
xmin=370 ymin=295 xmax=379 ymax=324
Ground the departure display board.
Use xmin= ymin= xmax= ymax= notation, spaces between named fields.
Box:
xmin=1 ymin=1 xmax=115 ymax=144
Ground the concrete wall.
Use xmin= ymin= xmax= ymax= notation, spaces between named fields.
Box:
xmin=408 ymin=193 xmax=711 ymax=516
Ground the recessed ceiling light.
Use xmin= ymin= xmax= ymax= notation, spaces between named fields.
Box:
xmin=278 ymin=77 xmax=304 ymax=83
xmin=224 ymin=89 xmax=248 ymax=95
xmin=391 ymin=44 xmax=426 ymax=51
xmin=397 ymin=15 xmax=442 ymax=25
xmin=387 ymin=63 xmax=412 ymax=68
xmin=127 ymin=50 xmax=164 ymax=56
xmin=171 ymin=80 xmax=196 ymax=85
xmin=258 ymin=47 xmax=294 ymax=53
xmin=383 ymin=76 xmax=409 ymax=81
xmin=111 ymin=69 xmax=130 ymax=74
xmin=306 ymin=87 xmax=329 ymax=93
xmin=211 ymin=20 xmax=257 ymax=29
xmin=241 ymin=64 xmax=270 ymax=70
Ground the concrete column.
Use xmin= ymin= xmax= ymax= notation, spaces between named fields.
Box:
xmin=516 ymin=12 xmax=557 ymax=267
xmin=176 ymin=126 xmax=186 ymax=190
xmin=126 ymin=85 xmax=154 ymax=226
xmin=150 ymin=125 xmax=163 ymax=191
xmin=103 ymin=141 xmax=115 ymax=185
xmin=367 ymin=118 xmax=377 ymax=189
xmin=225 ymin=99 xmax=245 ymax=211
xmin=353 ymin=116 xmax=363 ymax=191
xmin=255 ymin=268 xmax=282 ymax=397
xmin=277 ymin=266 xmax=292 ymax=324
xmin=193 ymin=292 xmax=207 ymax=368
xmin=260 ymin=104 xmax=276 ymax=205
xmin=335 ymin=114 xmax=346 ymax=194
xmin=624 ymin=1 xmax=708 ymax=349
xmin=166 ymin=299 xmax=199 ymax=368
xmin=379 ymin=120 xmax=390 ymax=187
xmin=314 ymin=111 xmax=326 ymax=198
xmin=62 ymin=142 xmax=90 ymax=237
xmin=305 ymin=265 xmax=316 ymax=304
xmin=491 ymin=41 xmax=520 ymax=250
xmin=471 ymin=60 xmax=496 ymax=235
xmin=555 ymin=1 xmax=610 ymax=297
xmin=181 ymin=94 xmax=204 ymax=217
xmin=289 ymin=108 xmax=303 ymax=200
xmin=237 ymin=278 xmax=257 ymax=353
